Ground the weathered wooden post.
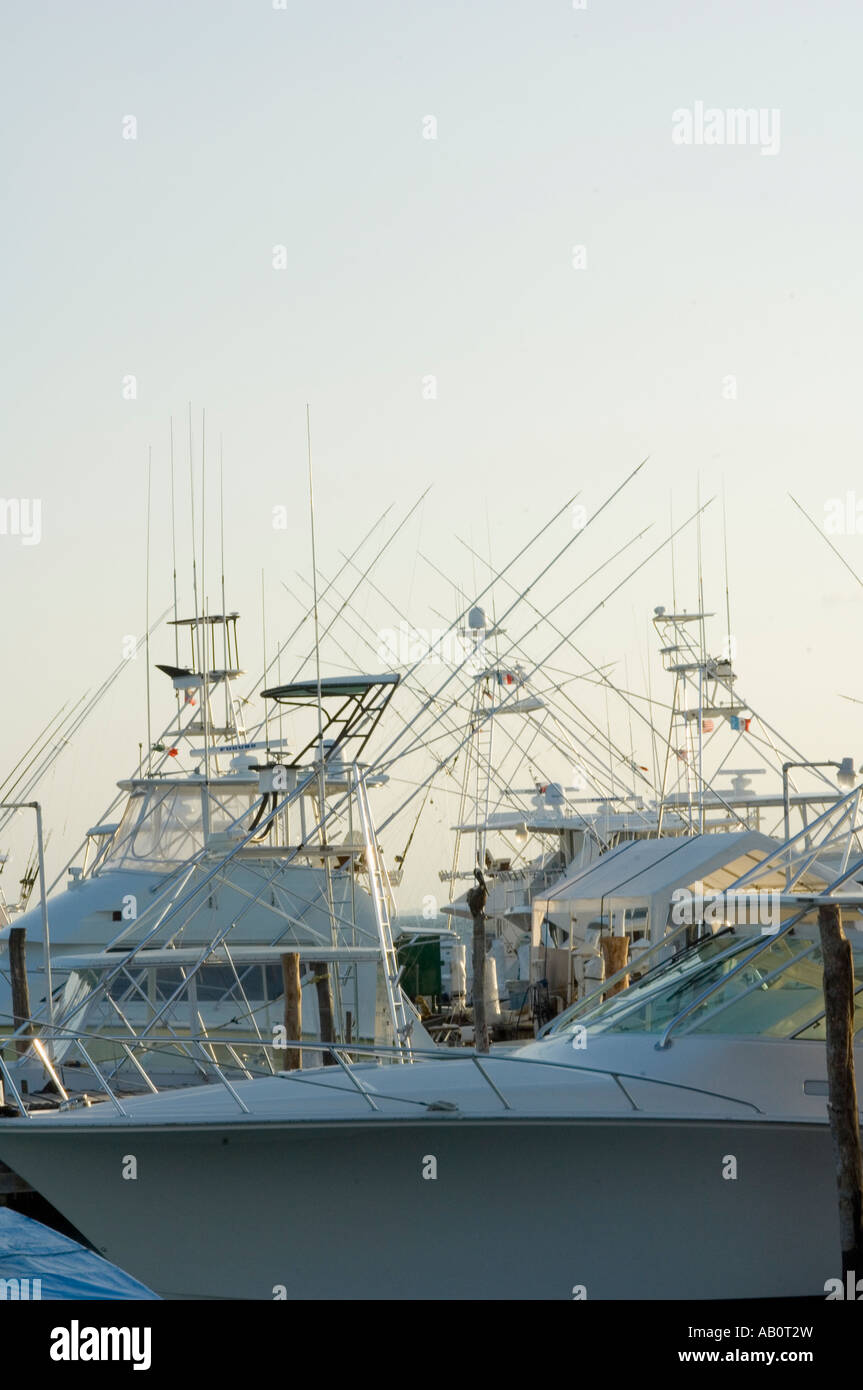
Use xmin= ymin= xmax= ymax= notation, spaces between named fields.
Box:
xmin=9 ymin=927 xmax=31 ymax=1057
xmin=311 ymin=961 xmax=337 ymax=1066
xmin=281 ymin=952 xmax=302 ymax=1072
xmin=599 ymin=935 xmax=630 ymax=998
xmin=818 ymin=902 xmax=863 ymax=1278
xmin=467 ymin=869 xmax=490 ymax=1054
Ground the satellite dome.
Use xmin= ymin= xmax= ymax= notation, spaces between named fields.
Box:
xmin=468 ymin=605 xmax=488 ymax=631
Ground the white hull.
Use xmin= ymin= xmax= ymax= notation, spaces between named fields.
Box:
xmin=0 ymin=1037 xmax=842 ymax=1299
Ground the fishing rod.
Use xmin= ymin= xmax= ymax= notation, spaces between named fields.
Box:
xmin=307 ymin=549 xmax=623 ymax=831
xmin=334 ymin=544 xmax=653 ymax=824
xmin=36 ymin=606 xmax=175 ymax=896
xmin=295 ymin=566 xmax=558 ymax=839
xmin=456 ymin=512 xmax=820 ymax=839
xmin=427 ymin=526 xmax=663 ymax=803
xmin=283 ymin=487 xmax=432 ymax=688
xmin=374 ymin=495 xmax=716 ymax=835
xmin=333 ymin=486 xmax=587 ymax=787
xmin=0 ymin=697 xmax=77 ymax=804
xmin=370 ymin=461 xmax=648 ymax=781
xmin=237 ymin=502 xmax=396 ymax=735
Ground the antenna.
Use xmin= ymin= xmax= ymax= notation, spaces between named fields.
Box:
xmin=305 ymin=404 xmax=342 ymax=1038
xmin=262 ymin=569 xmax=270 ymax=752
xmin=220 ymin=434 xmax=230 ymax=736
xmin=145 ymin=445 xmax=153 ymax=775
xmin=670 ymin=495 xmax=677 ymax=614
xmin=722 ymin=479 xmax=733 ymax=660
xmin=201 ymin=408 xmax=210 ymax=788
xmin=695 ymin=475 xmax=706 ymax=834
xmin=307 ymin=405 xmax=326 ymax=770
xmin=169 ymin=417 xmax=179 ymax=671
xmin=188 ymin=404 xmax=201 ymax=668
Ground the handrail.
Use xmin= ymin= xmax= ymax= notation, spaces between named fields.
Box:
xmin=0 ymin=1053 xmax=32 ymax=1119
xmin=0 ymin=1028 xmax=766 ymax=1119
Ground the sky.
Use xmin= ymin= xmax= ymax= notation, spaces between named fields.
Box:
xmin=2 ymin=0 xmax=863 ymax=907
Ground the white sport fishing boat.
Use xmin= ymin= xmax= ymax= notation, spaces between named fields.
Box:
xmin=0 ymin=609 xmax=429 ymax=1079
xmin=0 ymin=844 xmax=858 ymax=1300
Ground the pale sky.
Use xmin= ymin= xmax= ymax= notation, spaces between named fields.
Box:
xmin=2 ymin=1 xmax=863 ymax=906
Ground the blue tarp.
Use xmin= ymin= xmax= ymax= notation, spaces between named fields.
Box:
xmin=0 ymin=1209 xmax=159 ymax=1300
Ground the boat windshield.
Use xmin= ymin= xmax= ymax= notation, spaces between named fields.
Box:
xmin=102 ymin=784 xmax=257 ymax=872
xmin=555 ymin=932 xmax=863 ymax=1040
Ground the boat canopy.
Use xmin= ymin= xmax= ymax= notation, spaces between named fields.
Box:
xmin=530 ymin=830 xmax=828 ymax=941
xmin=261 ymin=673 xmax=399 ymax=701
xmin=259 ymin=672 xmax=400 ymax=766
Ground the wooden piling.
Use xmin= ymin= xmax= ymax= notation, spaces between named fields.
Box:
xmin=818 ymin=902 xmax=863 ymax=1279
xmin=471 ymin=910 xmax=490 ymax=1053
xmin=9 ymin=928 xmax=31 ymax=1057
xmin=599 ymin=936 xmax=630 ymax=997
xmin=281 ymin=952 xmax=302 ymax=1071
xmin=311 ymin=961 xmax=337 ymax=1066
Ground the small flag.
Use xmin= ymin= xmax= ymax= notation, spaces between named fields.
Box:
xmin=702 ymin=719 xmax=714 ymax=732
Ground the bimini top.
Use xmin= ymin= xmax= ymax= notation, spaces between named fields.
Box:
xmin=260 ymin=673 xmax=400 ymax=765
xmin=261 ymin=673 xmax=400 ymax=702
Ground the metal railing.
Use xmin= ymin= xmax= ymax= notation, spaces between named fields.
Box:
xmin=0 ymin=1026 xmax=765 ymax=1122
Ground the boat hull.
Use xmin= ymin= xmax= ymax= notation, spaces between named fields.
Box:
xmin=0 ymin=1113 xmax=839 ymax=1299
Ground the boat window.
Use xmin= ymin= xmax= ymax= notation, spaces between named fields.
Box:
xmin=557 ymin=934 xmax=855 ymax=1039
xmin=102 ymin=786 xmax=256 ymax=871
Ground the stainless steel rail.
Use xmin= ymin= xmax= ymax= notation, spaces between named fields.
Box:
xmin=0 ymin=1029 xmax=765 ymax=1119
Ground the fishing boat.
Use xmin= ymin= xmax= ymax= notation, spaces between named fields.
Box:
xmin=0 ymin=611 xmax=432 ymax=1084
xmin=0 ymin=862 xmax=857 ymax=1299
xmin=424 ymin=598 xmax=863 ymax=1040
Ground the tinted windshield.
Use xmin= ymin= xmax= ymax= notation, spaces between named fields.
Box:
xmin=555 ymin=933 xmax=861 ymax=1039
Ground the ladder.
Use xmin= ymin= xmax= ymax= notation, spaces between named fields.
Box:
xmin=353 ymin=767 xmax=412 ymax=1060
